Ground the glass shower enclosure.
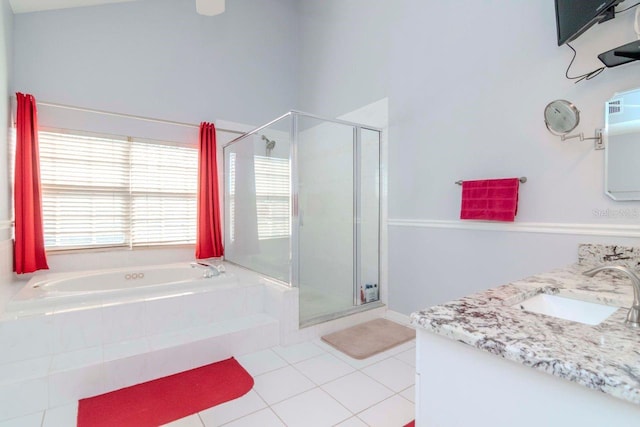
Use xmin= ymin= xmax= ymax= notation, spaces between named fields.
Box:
xmin=223 ymin=111 xmax=381 ymax=326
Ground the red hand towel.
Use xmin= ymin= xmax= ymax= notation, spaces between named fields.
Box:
xmin=460 ymin=178 xmax=519 ymax=222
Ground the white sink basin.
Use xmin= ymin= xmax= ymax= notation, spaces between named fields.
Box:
xmin=515 ymin=293 xmax=618 ymax=325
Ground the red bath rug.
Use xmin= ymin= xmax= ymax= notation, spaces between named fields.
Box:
xmin=77 ymin=357 xmax=253 ymax=427
xmin=404 ymin=421 xmax=415 ymax=427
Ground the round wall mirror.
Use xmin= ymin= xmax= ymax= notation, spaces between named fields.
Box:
xmin=544 ymin=100 xmax=580 ymax=135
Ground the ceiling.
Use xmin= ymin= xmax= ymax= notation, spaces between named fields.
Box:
xmin=9 ymin=0 xmax=141 ymax=14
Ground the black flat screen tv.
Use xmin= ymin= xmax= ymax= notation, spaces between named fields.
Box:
xmin=555 ymin=0 xmax=624 ymax=46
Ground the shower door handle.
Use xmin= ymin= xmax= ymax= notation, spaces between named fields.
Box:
xmin=293 ymin=195 xmax=303 ymax=227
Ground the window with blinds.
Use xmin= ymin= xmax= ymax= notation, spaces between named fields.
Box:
xmin=36 ymin=129 xmax=197 ymax=251
xmin=254 ymin=155 xmax=290 ymax=240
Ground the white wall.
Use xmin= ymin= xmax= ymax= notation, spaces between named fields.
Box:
xmin=297 ymin=0 xmax=640 ymax=315
xmin=0 ymin=0 xmax=13 ymax=282
xmin=297 ymin=0 xmax=389 ymax=117
xmin=12 ymin=0 xmax=299 ymax=127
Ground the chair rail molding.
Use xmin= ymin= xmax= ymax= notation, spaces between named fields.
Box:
xmin=388 ymin=218 xmax=640 ymax=238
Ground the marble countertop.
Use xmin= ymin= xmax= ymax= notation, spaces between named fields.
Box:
xmin=411 ymin=264 xmax=640 ymax=405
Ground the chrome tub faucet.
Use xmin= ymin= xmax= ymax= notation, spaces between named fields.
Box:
xmin=190 ymin=261 xmax=222 ymax=278
xmin=583 ymin=265 xmax=640 ymax=328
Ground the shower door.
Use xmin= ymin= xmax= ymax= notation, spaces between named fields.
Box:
xmin=295 ymin=115 xmax=357 ymax=324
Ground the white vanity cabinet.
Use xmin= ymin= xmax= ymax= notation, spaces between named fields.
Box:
xmin=411 ymin=251 xmax=640 ymax=427
xmin=415 ymin=329 xmax=640 ymax=427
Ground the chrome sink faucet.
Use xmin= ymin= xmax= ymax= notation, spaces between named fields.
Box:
xmin=583 ymin=265 xmax=640 ymax=328
xmin=190 ymin=261 xmax=221 ymax=278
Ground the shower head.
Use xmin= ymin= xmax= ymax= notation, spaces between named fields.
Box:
xmin=261 ymin=135 xmax=276 ymax=150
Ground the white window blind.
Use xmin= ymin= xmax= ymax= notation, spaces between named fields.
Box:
xmin=39 ymin=131 xmax=130 ymax=249
xmin=130 ymin=139 xmax=197 ymax=246
xmin=35 ymin=129 xmax=197 ymax=251
xmin=254 ymin=155 xmax=290 ymax=240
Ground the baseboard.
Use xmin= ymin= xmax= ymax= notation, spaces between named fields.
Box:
xmin=388 ymin=218 xmax=640 ymax=238
xmin=384 ymin=310 xmax=413 ymax=327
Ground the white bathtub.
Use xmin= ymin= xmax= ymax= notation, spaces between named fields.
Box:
xmin=5 ymin=262 xmax=239 ymax=317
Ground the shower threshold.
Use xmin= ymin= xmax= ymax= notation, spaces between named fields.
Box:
xmin=299 ymin=301 xmax=385 ymax=328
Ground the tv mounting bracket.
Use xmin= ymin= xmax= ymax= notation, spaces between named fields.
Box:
xmin=598 ymin=39 xmax=640 ymax=68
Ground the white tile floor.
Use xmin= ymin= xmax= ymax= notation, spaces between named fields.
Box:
xmin=3 ymin=338 xmax=416 ymax=427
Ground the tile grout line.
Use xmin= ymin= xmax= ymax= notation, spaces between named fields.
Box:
xmin=288 ymin=353 xmax=358 ymax=389
xmin=195 ymin=412 xmax=205 ymax=427
xmin=270 ymin=342 xmax=326 ymax=365
xmin=357 ymin=393 xmax=415 ymax=426
xmin=235 ymin=348 xmax=289 ymax=378
xmin=240 ymin=377 xmax=299 ymax=427
xmin=250 ymin=383 xmax=294 ymax=427
xmin=254 ymin=385 xmax=290 ymax=427
xmin=313 ymin=338 xmax=416 ymax=369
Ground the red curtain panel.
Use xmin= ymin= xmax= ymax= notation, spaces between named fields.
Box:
xmin=14 ymin=93 xmax=49 ymax=274
xmin=195 ymin=122 xmax=224 ymax=259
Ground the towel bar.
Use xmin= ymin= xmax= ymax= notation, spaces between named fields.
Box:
xmin=455 ymin=177 xmax=527 ymax=186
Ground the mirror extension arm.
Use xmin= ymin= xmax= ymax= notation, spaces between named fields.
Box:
xmin=560 ymin=129 xmax=604 ymax=150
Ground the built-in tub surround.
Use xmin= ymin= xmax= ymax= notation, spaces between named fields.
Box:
xmin=0 ymin=262 xmax=284 ymax=421
xmin=411 ymin=244 xmax=640 ymax=406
